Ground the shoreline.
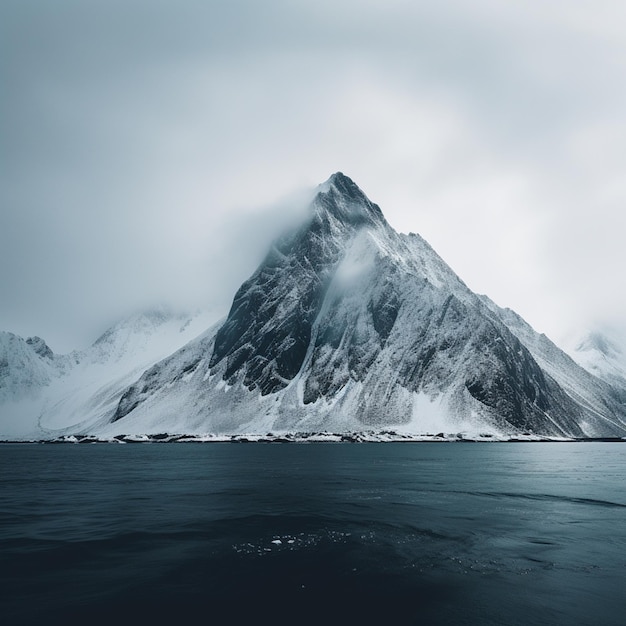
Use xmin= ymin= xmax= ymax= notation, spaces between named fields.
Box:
xmin=1 ymin=432 xmax=625 ymax=444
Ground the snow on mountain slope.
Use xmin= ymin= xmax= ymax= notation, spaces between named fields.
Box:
xmin=0 ymin=309 xmax=217 ymax=439
xmin=4 ymin=173 xmax=625 ymax=440
xmin=478 ymin=297 xmax=626 ymax=433
xmin=103 ymin=173 xmax=626 ymax=438
xmin=558 ymin=329 xmax=626 ymax=397
xmin=0 ymin=333 xmax=56 ymax=402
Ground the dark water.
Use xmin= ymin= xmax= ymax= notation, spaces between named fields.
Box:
xmin=1 ymin=443 xmax=625 ymax=625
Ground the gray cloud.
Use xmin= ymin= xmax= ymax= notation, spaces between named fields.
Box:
xmin=1 ymin=0 xmax=625 ymax=351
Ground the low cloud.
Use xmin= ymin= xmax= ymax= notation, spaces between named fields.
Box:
xmin=2 ymin=0 xmax=625 ymax=351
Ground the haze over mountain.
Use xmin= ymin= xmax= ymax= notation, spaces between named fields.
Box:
xmin=1 ymin=173 xmax=625 ymax=441
xmin=4 ymin=2 xmax=626 ymax=357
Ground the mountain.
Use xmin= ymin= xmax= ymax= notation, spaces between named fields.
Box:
xmin=2 ymin=173 xmax=626 ymax=440
xmin=477 ymin=299 xmax=626 ymax=432
xmin=0 ymin=333 xmax=56 ymax=403
xmin=0 ymin=309 xmax=215 ymax=439
xmin=559 ymin=330 xmax=626 ymax=398
xmin=92 ymin=173 xmax=626 ymax=438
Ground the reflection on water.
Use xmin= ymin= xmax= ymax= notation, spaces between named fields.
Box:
xmin=1 ymin=442 xmax=625 ymax=625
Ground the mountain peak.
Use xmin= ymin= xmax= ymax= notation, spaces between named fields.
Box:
xmin=576 ymin=331 xmax=621 ymax=358
xmin=5 ymin=173 xmax=626 ymax=440
xmin=314 ymin=172 xmax=386 ymax=228
xmin=26 ymin=336 xmax=54 ymax=360
xmin=321 ymin=172 xmax=362 ymax=195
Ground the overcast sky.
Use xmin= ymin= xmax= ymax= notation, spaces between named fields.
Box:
xmin=2 ymin=0 xmax=625 ymax=352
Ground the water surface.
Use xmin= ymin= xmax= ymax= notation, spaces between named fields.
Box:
xmin=1 ymin=442 xmax=625 ymax=625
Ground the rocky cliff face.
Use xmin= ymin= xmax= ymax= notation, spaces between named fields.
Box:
xmin=210 ymin=174 xmax=386 ymax=395
xmin=108 ymin=173 xmax=626 ymax=438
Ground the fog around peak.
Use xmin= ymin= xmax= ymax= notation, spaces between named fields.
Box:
xmin=2 ymin=0 xmax=626 ymax=352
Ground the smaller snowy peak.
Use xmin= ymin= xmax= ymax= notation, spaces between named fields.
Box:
xmin=0 ymin=308 xmax=221 ymax=439
xmin=26 ymin=336 xmax=54 ymax=359
xmin=0 ymin=332 xmax=55 ymax=401
xmin=92 ymin=308 xmax=184 ymax=348
xmin=575 ymin=332 xmax=622 ymax=359
xmin=84 ymin=307 xmax=213 ymax=367
xmin=561 ymin=329 xmax=626 ymax=389
xmin=314 ymin=172 xmax=386 ymax=229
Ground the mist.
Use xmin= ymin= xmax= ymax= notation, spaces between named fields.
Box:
xmin=2 ymin=0 xmax=626 ymax=352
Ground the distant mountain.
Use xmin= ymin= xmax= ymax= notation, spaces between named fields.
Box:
xmin=560 ymin=330 xmax=626 ymax=398
xmin=0 ymin=332 xmax=56 ymax=403
xmin=2 ymin=173 xmax=625 ymax=440
xmin=0 ymin=309 xmax=215 ymax=439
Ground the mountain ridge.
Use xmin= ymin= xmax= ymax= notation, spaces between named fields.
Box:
xmin=2 ymin=173 xmax=625 ymax=439
xmin=0 ymin=309 xmax=216 ymax=439
xmin=106 ymin=173 xmax=626 ymax=438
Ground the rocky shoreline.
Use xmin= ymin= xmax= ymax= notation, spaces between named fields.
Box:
xmin=2 ymin=432 xmax=625 ymax=444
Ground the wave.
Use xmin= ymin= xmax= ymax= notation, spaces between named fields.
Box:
xmin=455 ymin=491 xmax=626 ymax=509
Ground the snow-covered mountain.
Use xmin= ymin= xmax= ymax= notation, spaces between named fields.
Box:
xmin=0 ymin=309 xmax=216 ymax=439
xmin=559 ymin=329 xmax=626 ymax=398
xmin=0 ymin=333 xmax=57 ymax=403
xmin=2 ymin=173 xmax=626 ymax=440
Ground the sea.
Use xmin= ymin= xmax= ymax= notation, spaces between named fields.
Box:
xmin=1 ymin=442 xmax=625 ymax=625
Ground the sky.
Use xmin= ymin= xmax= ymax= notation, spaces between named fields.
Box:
xmin=2 ymin=0 xmax=625 ymax=353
